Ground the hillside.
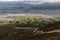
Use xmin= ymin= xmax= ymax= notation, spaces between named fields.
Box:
xmin=0 ymin=16 xmax=60 ymax=40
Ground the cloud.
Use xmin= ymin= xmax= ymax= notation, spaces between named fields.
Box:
xmin=0 ymin=0 xmax=20 ymax=1
xmin=0 ymin=0 xmax=60 ymax=2
xmin=47 ymin=0 xmax=60 ymax=2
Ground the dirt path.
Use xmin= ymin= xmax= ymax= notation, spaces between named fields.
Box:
xmin=14 ymin=27 xmax=60 ymax=35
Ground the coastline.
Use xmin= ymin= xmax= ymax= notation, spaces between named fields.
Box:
xmin=0 ymin=13 xmax=59 ymax=18
xmin=0 ymin=13 xmax=59 ymax=21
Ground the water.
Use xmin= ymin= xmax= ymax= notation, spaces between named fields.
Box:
xmin=0 ymin=8 xmax=60 ymax=15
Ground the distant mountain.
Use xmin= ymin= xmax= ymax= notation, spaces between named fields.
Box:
xmin=0 ymin=1 xmax=60 ymax=9
xmin=0 ymin=1 xmax=34 ymax=8
xmin=31 ymin=2 xmax=60 ymax=9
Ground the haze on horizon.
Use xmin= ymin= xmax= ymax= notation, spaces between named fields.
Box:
xmin=0 ymin=0 xmax=60 ymax=2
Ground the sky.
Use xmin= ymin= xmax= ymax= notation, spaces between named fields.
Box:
xmin=0 ymin=0 xmax=60 ymax=2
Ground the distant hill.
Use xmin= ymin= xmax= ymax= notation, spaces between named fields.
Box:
xmin=0 ymin=1 xmax=60 ymax=9
xmin=31 ymin=2 xmax=60 ymax=9
xmin=0 ymin=1 xmax=33 ymax=9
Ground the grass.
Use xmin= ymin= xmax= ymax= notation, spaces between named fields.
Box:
xmin=0 ymin=16 xmax=60 ymax=40
xmin=14 ymin=16 xmax=60 ymax=25
xmin=0 ymin=21 xmax=10 ymax=25
xmin=0 ymin=16 xmax=60 ymax=25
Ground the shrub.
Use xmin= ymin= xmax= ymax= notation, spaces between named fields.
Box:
xmin=14 ymin=16 xmax=60 ymax=25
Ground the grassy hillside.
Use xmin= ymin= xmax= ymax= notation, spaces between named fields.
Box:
xmin=0 ymin=16 xmax=60 ymax=40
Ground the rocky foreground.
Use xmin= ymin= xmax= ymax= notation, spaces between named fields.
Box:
xmin=0 ymin=21 xmax=60 ymax=40
xmin=0 ymin=14 xmax=60 ymax=40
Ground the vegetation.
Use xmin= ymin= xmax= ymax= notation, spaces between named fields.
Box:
xmin=13 ymin=16 xmax=60 ymax=25
xmin=0 ymin=16 xmax=60 ymax=40
xmin=0 ymin=21 xmax=10 ymax=25
xmin=0 ymin=16 xmax=60 ymax=25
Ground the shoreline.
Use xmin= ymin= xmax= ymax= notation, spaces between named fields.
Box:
xmin=0 ymin=13 xmax=59 ymax=21
xmin=0 ymin=13 xmax=59 ymax=18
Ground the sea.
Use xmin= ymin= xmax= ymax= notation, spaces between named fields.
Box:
xmin=0 ymin=9 xmax=60 ymax=15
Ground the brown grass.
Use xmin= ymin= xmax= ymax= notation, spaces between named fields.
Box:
xmin=0 ymin=21 xmax=60 ymax=40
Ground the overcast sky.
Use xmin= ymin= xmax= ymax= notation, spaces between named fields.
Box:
xmin=0 ymin=0 xmax=60 ymax=2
